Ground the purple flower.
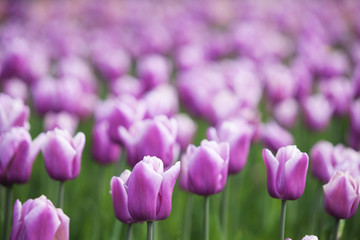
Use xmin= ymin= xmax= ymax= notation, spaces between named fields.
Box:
xmin=110 ymin=156 xmax=180 ymax=222
xmin=323 ymin=171 xmax=360 ymax=219
xmin=137 ymin=54 xmax=171 ymax=91
xmin=174 ymin=114 xmax=197 ymax=152
xmin=207 ymin=119 xmax=253 ymax=174
xmin=119 ymin=115 xmax=179 ymax=167
xmin=41 ymin=129 xmax=85 ymax=181
xmin=91 ymin=121 xmax=122 ymax=165
xmin=263 ymin=145 xmax=309 ymax=200
xmin=301 ymin=94 xmax=333 ymax=131
xmin=0 ymin=93 xmax=30 ymax=133
xmin=261 ymin=121 xmax=294 ymax=152
xmin=273 ymin=98 xmax=299 ymax=129
xmin=180 ymin=140 xmax=229 ymax=196
xmin=350 ymin=99 xmax=360 ymax=135
xmin=10 ymin=195 xmax=69 ymax=240
xmin=0 ymin=127 xmax=43 ymax=186
xmin=44 ymin=112 xmax=79 ymax=136
xmin=2 ymin=78 xmax=28 ymax=103
xmin=109 ymin=75 xmax=143 ymax=99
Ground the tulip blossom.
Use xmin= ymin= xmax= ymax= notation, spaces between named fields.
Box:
xmin=44 ymin=112 xmax=79 ymax=136
xmin=10 ymin=195 xmax=69 ymax=240
xmin=261 ymin=121 xmax=294 ymax=152
xmin=41 ymin=128 xmax=85 ymax=181
xmin=263 ymin=145 xmax=309 ymax=200
xmin=174 ymin=113 xmax=197 ymax=152
xmin=273 ymin=98 xmax=299 ymax=129
xmin=119 ymin=115 xmax=179 ymax=167
xmin=323 ymin=171 xmax=360 ymax=219
xmin=207 ymin=119 xmax=253 ymax=174
xmin=110 ymin=75 xmax=143 ymax=99
xmin=110 ymin=156 xmax=180 ymax=222
xmin=2 ymin=78 xmax=28 ymax=103
xmin=91 ymin=121 xmax=122 ymax=165
xmin=0 ymin=93 xmax=30 ymax=133
xmin=180 ymin=140 xmax=230 ymax=196
xmin=0 ymin=127 xmax=43 ymax=186
xmin=302 ymin=94 xmax=333 ymax=131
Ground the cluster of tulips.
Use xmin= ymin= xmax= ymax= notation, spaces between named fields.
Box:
xmin=1 ymin=0 xmax=360 ymax=239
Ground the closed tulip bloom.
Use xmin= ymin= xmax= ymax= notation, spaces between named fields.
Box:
xmin=324 ymin=171 xmax=360 ymax=219
xmin=207 ymin=119 xmax=253 ymax=174
xmin=273 ymin=98 xmax=299 ymax=129
xmin=261 ymin=121 xmax=294 ymax=152
xmin=10 ymin=195 xmax=69 ymax=240
xmin=119 ymin=115 xmax=179 ymax=167
xmin=310 ymin=141 xmax=335 ymax=183
xmin=180 ymin=140 xmax=230 ymax=196
xmin=0 ymin=93 xmax=30 ymax=133
xmin=2 ymin=78 xmax=28 ymax=103
xmin=91 ymin=121 xmax=122 ymax=165
xmin=111 ymin=156 xmax=180 ymax=222
xmin=41 ymin=128 xmax=85 ymax=181
xmin=0 ymin=127 xmax=43 ymax=186
xmin=44 ymin=112 xmax=79 ymax=136
xmin=174 ymin=114 xmax=197 ymax=152
xmin=302 ymin=94 xmax=333 ymax=131
xmin=110 ymin=75 xmax=143 ymax=99
xmin=263 ymin=145 xmax=309 ymax=200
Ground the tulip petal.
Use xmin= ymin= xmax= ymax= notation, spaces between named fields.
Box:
xmin=263 ymin=149 xmax=280 ymax=198
xmin=10 ymin=200 xmax=23 ymax=240
xmin=72 ymin=132 xmax=85 ymax=179
xmin=110 ymin=176 xmax=134 ymax=223
xmin=54 ymin=208 xmax=70 ymax=240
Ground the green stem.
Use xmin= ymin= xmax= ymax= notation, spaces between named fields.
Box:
xmin=221 ymin=179 xmax=230 ymax=240
xmin=126 ymin=223 xmax=133 ymax=240
xmin=58 ymin=181 xmax=65 ymax=209
xmin=204 ymin=196 xmax=210 ymax=240
xmin=3 ymin=186 xmax=12 ymax=240
xmin=147 ymin=221 xmax=154 ymax=240
xmin=332 ymin=218 xmax=340 ymax=240
xmin=183 ymin=194 xmax=193 ymax=240
xmin=279 ymin=200 xmax=287 ymax=240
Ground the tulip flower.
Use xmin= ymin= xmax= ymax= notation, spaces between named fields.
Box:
xmin=91 ymin=121 xmax=122 ymax=165
xmin=44 ymin=112 xmax=79 ymax=136
xmin=110 ymin=75 xmax=144 ymax=99
xmin=111 ymin=156 xmax=180 ymax=239
xmin=261 ymin=121 xmax=294 ymax=152
xmin=324 ymin=171 xmax=360 ymax=240
xmin=119 ymin=115 xmax=179 ymax=168
xmin=273 ymin=98 xmax=299 ymax=129
xmin=174 ymin=113 xmax=197 ymax=152
xmin=2 ymin=78 xmax=28 ymax=103
xmin=0 ymin=93 xmax=30 ymax=133
xmin=302 ymin=94 xmax=334 ymax=131
xmin=10 ymin=195 xmax=69 ymax=240
xmin=263 ymin=145 xmax=309 ymax=240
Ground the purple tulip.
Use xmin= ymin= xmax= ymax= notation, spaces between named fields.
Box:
xmin=0 ymin=93 xmax=30 ymax=133
xmin=323 ymin=171 xmax=360 ymax=219
xmin=44 ymin=112 xmax=79 ymax=136
xmin=91 ymin=121 xmax=122 ymax=165
xmin=261 ymin=121 xmax=294 ymax=152
xmin=111 ymin=156 xmax=180 ymax=222
xmin=263 ymin=145 xmax=309 ymax=200
xmin=273 ymin=98 xmax=299 ymax=129
xmin=302 ymin=94 xmax=333 ymax=131
xmin=143 ymin=84 xmax=179 ymax=119
xmin=119 ymin=115 xmax=179 ymax=167
xmin=41 ymin=128 xmax=85 ymax=181
xmin=174 ymin=114 xmax=197 ymax=152
xmin=350 ymin=99 xmax=360 ymax=135
xmin=180 ymin=140 xmax=230 ymax=196
xmin=207 ymin=119 xmax=253 ymax=174
xmin=0 ymin=127 xmax=43 ymax=186
xmin=175 ymin=44 xmax=206 ymax=71
xmin=2 ymin=78 xmax=28 ymax=103
xmin=109 ymin=75 xmax=143 ymax=99
xmin=10 ymin=195 xmax=69 ymax=240
xmin=137 ymin=54 xmax=171 ymax=91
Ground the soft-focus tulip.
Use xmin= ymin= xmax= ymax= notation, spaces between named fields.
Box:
xmin=41 ymin=128 xmax=85 ymax=181
xmin=119 ymin=115 xmax=179 ymax=167
xmin=207 ymin=119 xmax=253 ymax=174
xmin=261 ymin=121 xmax=294 ymax=152
xmin=10 ymin=195 xmax=69 ymax=240
xmin=263 ymin=145 xmax=309 ymax=200
xmin=180 ymin=140 xmax=229 ymax=196
xmin=0 ymin=93 xmax=30 ymax=133
xmin=174 ymin=113 xmax=197 ymax=152
xmin=44 ymin=112 xmax=79 ymax=136
xmin=110 ymin=156 xmax=180 ymax=222
xmin=137 ymin=54 xmax=171 ymax=91
xmin=350 ymin=99 xmax=360 ymax=135
xmin=302 ymin=94 xmax=333 ymax=131
xmin=110 ymin=75 xmax=143 ymax=99
xmin=323 ymin=171 xmax=360 ymax=219
xmin=273 ymin=98 xmax=299 ymax=129
xmin=91 ymin=121 xmax=122 ymax=165
xmin=2 ymin=78 xmax=28 ymax=103
xmin=0 ymin=127 xmax=43 ymax=186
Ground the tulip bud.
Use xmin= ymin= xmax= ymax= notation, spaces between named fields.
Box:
xmin=273 ymin=98 xmax=299 ymax=129
xmin=207 ymin=119 xmax=253 ymax=174
xmin=10 ymin=195 xmax=69 ymax=240
xmin=119 ymin=115 xmax=179 ymax=167
xmin=0 ymin=93 xmax=30 ymax=133
xmin=41 ymin=128 xmax=85 ymax=181
xmin=111 ymin=156 xmax=180 ymax=222
xmin=261 ymin=121 xmax=294 ymax=152
xmin=302 ymin=94 xmax=333 ymax=131
xmin=44 ymin=112 xmax=79 ymax=136
xmin=0 ymin=127 xmax=43 ymax=186
xmin=323 ymin=171 xmax=360 ymax=219
xmin=180 ymin=140 xmax=229 ymax=196
xmin=174 ymin=114 xmax=197 ymax=152
xmin=263 ymin=145 xmax=309 ymax=200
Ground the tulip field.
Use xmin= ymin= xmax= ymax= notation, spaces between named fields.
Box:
xmin=1 ymin=0 xmax=360 ymax=240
